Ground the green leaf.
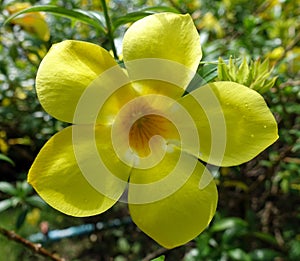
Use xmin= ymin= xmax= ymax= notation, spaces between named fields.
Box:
xmin=113 ymin=12 xmax=150 ymax=31
xmin=4 ymin=5 xmax=106 ymax=34
xmin=236 ymin=57 xmax=249 ymax=85
xmin=198 ymin=63 xmax=218 ymax=83
xmin=259 ymin=76 xmax=278 ymax=93
xmin=16 ymin=181 xmax=32 ymax=197
xmin=211 ymin=217 xmax=248 ymax=232
xmin=16 ymin=208 xmax=29 ymax=230
xmin=0 ymin=182 xmax=17 ymax=196
xmin=151 ymin=256 xmax=165 ymax=261
xmin=252 ymin=231 xmax=278 ymax=245
xmin=186 ymin=63 xmax=218 ymax=94
xmin=218 ymin=57 xmax=230 ymax=81
xmin=0 ymin=154 xmax=15 ymax=166
xmin=112 ymin=6 xmax=179 ymax=31
xmin=249 ymin=249 xmax=281 ymax=261
xmin=222 ymin=226 xmax=248 ymax=244
xmin=0 ymin=199 xmax=14 ymax=212
xmin=25 ymin=195 xmax=46 ymax=209
xmin=258 ymin=58 xmax=270 ymax=75
xmin=228 ymin=248 xmax=251 ymax=261
xmin=228 ymin=56 xmax=237 ymax=81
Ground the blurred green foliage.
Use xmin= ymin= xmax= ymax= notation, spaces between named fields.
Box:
xmin=0 ymin=0 xmax=299 ymax=260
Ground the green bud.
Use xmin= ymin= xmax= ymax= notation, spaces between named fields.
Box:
xmin=217 ymin=56 xmax=277 ymax=94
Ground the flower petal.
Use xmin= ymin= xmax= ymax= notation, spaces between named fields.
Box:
xmin=122 ymin=13 xmax=202 ymax=97
xmin=36 ymin=40 xmax=123 ymax=123
xmin=128 ymin=147 xmax=217 ymax=248
xmin=178 ymin=81 xmax=278 ymax=166
xmin=28 ymin=125 xmax=130 ymax=217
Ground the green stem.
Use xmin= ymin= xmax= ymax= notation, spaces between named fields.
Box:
xmin=100 ymin=0 xmax=118 ymax=60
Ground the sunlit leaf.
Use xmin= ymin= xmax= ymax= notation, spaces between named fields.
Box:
xmin=4 ymin=5 xmax=106 ymax=34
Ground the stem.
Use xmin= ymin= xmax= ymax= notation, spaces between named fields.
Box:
xmin=0 ymin=226 xmax=64 ymax=261
xmin=100 ymin=0 xmax=118 ymax=60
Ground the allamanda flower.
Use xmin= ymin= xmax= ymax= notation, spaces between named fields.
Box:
xmin=28 ymin=13 xmax=278 ymax=248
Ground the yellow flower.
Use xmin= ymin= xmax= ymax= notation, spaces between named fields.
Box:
xmin=7 ymin=2 xmax=50 ymax=41
xmin=28 ymin=13 xmax=278 ymax=248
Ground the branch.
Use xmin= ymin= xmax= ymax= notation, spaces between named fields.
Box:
xmin=142 ymin=247 xmax=168 ymax=261
xmin=0 ymin=226 xmax=65 ymax=261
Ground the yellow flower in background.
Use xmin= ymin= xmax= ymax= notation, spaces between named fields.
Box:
xmin=7 ymin=2 xmax=50 ymax=41
xmin=197 ymin=12 xmax=224 ymax=38
xmin=28 ymin=13 xmax=278 ymax=248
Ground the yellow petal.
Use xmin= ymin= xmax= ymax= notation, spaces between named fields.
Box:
xmin=128 ymin=148 xmax=217 ymax=248
xmin=36 ymin=40 xmax=125 ymax=123
xmin=28 ymin=125 xmax=130 ymax=217
xmin=122 ymin=13 xmax=202 ymax=97
xmin=178 ymin=81 xmax=278 ymax=166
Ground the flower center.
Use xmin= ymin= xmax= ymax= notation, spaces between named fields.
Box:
xmin=111 ymin=96 xmax=180 ymax=165
xmin=129 ymin=114 xmax=177 ymax=157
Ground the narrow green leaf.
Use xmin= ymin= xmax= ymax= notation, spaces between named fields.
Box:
xmin=16 ymin=181 xmax=32 ymax=197
xmin=247 ymin=60 xmax=255 ymax=84
xmin=198 ymin=63 xmax=218 ymax=81
xmin=228 ymin=56 xmax=237 ymax=81
xmin=0 ymin=199 xmax=14 ymax=212
xmin=185 ymin=64 xmax=218 ymax=94
xmin=249 ymin=249 xmax=281 ymax=261
xmin=4 ymin=5 xmax=106 ymax=34
xmin=0 ymin=154 xmax=15 ymax=166
xmin=218 ymin=57 xmax=230 ymax=81
xmin=21 ymin=181 xmax=33 ymax=195
xmin=237 ymin=57 xmax=249 ymax=85
xmin=112 ymin=6 xmax=179 ymax=31
xmin=142 ymin=6 xmax=179 ymax=13
xmin=113 ymin=12 xmax=150 ymax=30
xmin=259 ymin=76 xmax=278 ymax=93
xmin=259 ymin=58 xmax=270 ymax=75
xmin=16 ymin=208 xmax=29 ymax=230
xmin=251 ymin=59 xmax=261 ymax=79
xmin=25 ymin=195 xmax=46 ymax=209
xmin=252 ymin=231 xmax=278 ymax=245
xmin=250 ymin=72 xmax=271 ymax=91
xmin=0 ymin=182 xmax=17 ymax=196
